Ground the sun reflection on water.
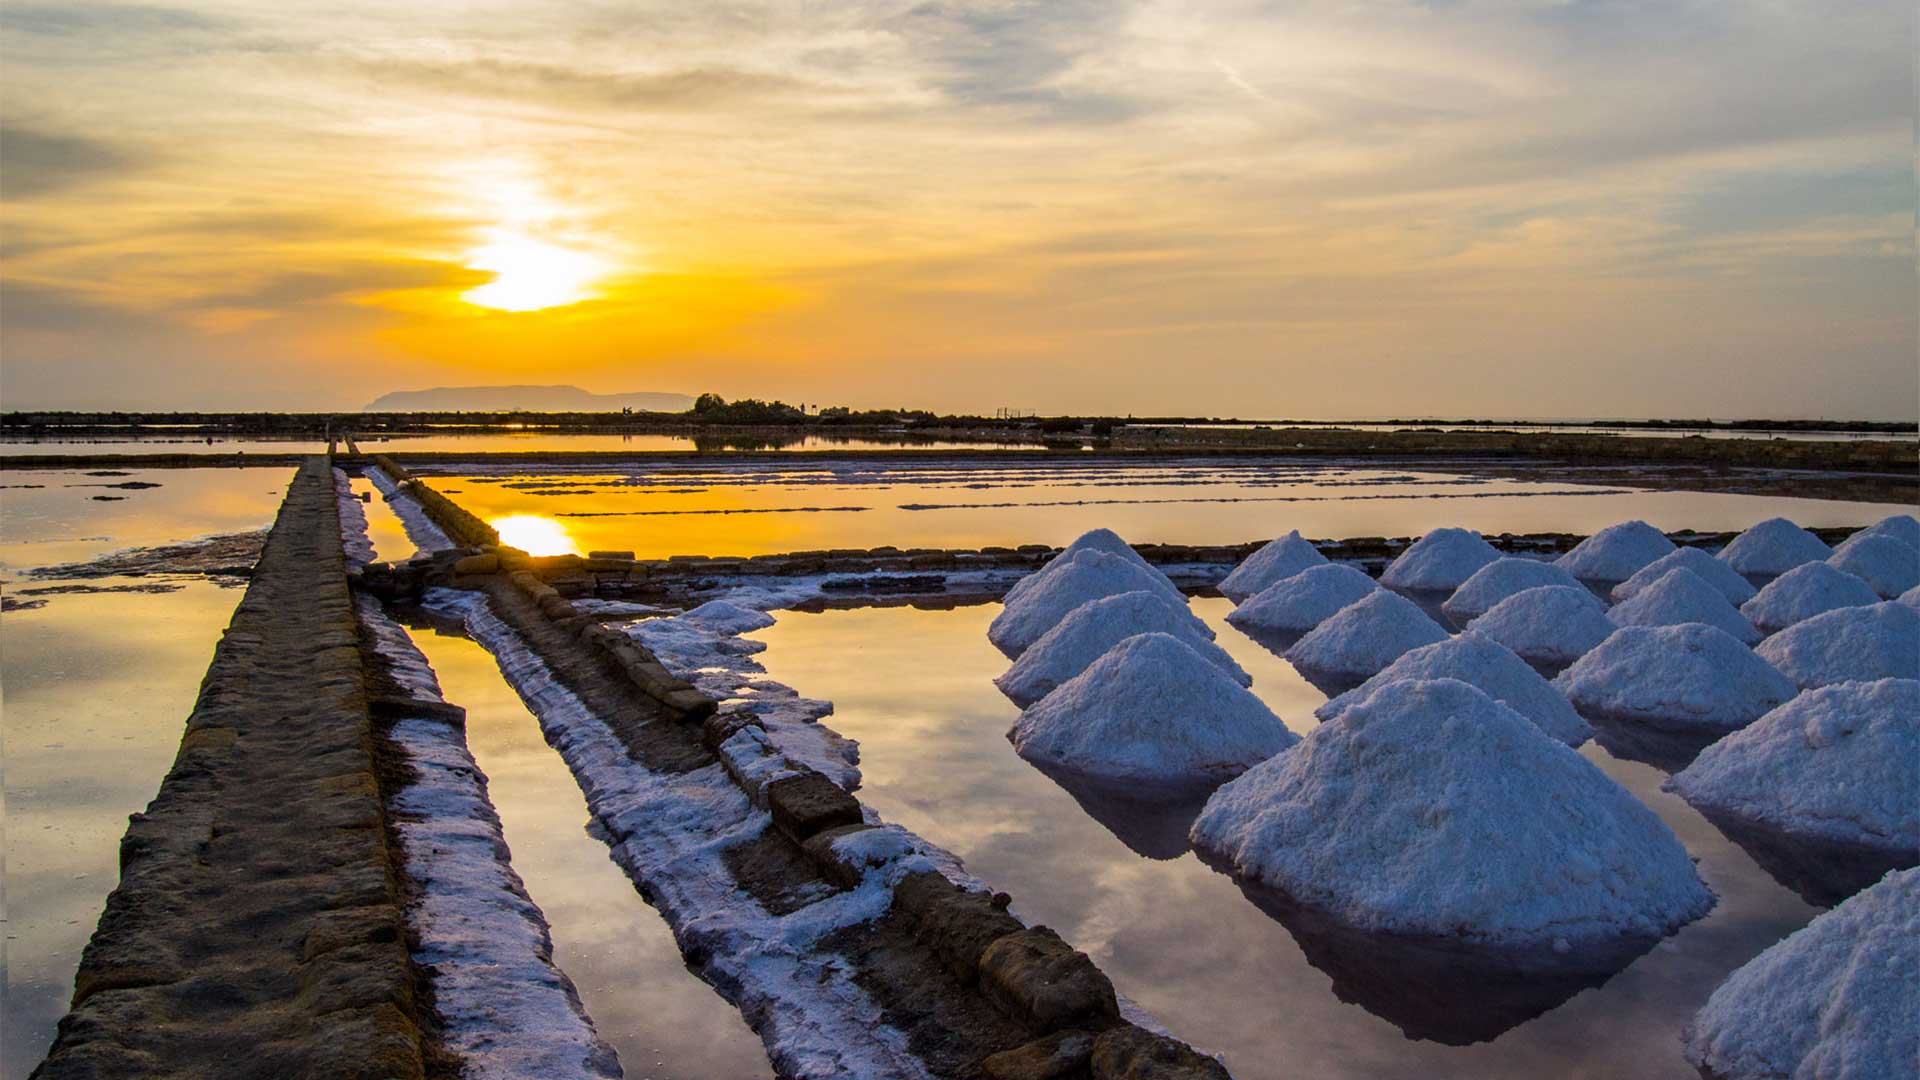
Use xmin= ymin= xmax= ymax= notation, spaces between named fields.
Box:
xmin=490 ymin=514 xmax=578 ymax=556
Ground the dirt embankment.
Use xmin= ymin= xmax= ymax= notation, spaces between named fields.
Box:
xmin=33 ymin=459 xmax=430 ymax=1080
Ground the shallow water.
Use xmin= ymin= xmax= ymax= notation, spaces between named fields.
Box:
xmin=0 ymin=432 xmax=1046 ymax=456
xmin=403 ymin=624 xmax=771 ymax=1079
xmin=0 ymin=470 xmax=289 ymax=1071
xmin=424 ymin=458 xmax=1901 ymax=560
xmin=750 ymin=598 xmax=1821 ymax=1078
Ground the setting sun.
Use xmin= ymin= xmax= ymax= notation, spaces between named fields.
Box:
xmin=462 ymin=232 xmax=608 ymax=312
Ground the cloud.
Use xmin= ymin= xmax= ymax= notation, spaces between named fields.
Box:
xmin=0 ymin=126 xmax=147 ymax=197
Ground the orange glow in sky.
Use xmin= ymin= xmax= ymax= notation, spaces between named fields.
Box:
xmin=462 ymin=231 xmax=609 ymax=312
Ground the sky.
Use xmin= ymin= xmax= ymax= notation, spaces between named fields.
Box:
xmin=1 ymin=0 xmax=1914 ymax=418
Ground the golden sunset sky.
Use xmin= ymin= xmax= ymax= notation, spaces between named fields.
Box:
xmin=1 ymin=1 xmax=1913 ymax=417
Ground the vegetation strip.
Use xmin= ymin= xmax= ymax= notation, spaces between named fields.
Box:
xmin=33 ymin=459 xmax=429 ymax=1080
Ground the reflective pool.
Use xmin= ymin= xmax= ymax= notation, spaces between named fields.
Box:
xmin=422 ymin=457 xmax=1902 ymax=560
xmin=750 ymin=598 xmax=1821 ymax=1078
xmin=0 ymin=469 xmax=287 ymax=1074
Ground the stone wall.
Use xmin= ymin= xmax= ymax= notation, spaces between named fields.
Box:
xmin=33 ymin=459 xmax=429 ymax=1080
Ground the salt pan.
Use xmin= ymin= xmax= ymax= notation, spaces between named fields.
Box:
xmin=1740 ymin=562 xmax=1880 ymax=635
xmin=1611 ymin=546 xmax=1756 ymax=606
xmin=1684 ymin=867 xmax=1918 ymax=1080
xmin=1607 ymin=567 xmax=1761 ymax=645
xmin=1225 ymin=563 xmax=1379 ymax=636
xmin=1826 ymin=533 xmax=1919 ymax=599
xmin=1008 ymin=632 xmax=1297 ymax=790
xmin=989 ymin=547 xmax=1201 ymax=657
xmin=997 ymin=590 xmax=1248 ymax=708
xmin=1754 ymin=601 xmax=1920 ymax=689
xmin=1555 ymin=520 xmax=1676 ymax=583
xmin=1670 ymin=679 xmax=1918 ymax=854
xmin=1556 ymin=624 xmax=1796 ymax=734
xmin=1318 ymin=632 xmax=1591 ymax=746
xmin=1380 ymin=528 xmax=1501 ymax=592
xmin=1191 ymin=678 xmax=1714 ymax=950
xmin=1443 ymin=558 xmax=1586 ymax=625
xmin=1717 ymin=517 xmax=1832 ymax=578
xmin=1472 ymin=586 xmax=1615 ymax=667
xmin=1003 ymin=528 xmax=1181 ymax=609
xmin=1219 ymin=531 xmax=1329 ymax=603
xmin=1285 ymin=589 xmax=1448 ymax=683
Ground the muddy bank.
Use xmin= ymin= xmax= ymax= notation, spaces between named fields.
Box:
xmin=33 ymin=460 xmax=430 ymax=1079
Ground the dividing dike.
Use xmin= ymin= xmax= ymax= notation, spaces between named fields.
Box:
xmin=34 ymin=459 xmax=430 ymax=1078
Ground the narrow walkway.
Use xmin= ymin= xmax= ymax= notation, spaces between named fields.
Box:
xmin=34 ymin=458 xmax=428 ymax=1080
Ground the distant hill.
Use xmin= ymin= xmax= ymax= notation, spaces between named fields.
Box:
xmin=362 ymin=385 xmax=694 ymax=413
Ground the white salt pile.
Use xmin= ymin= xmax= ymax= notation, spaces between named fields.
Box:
xmin=1611 ymin=546 xmax=1757 ymax=606
xmin=1555 ymin=520 xmax=1677 ymax=584
xmin=1379 ymin=527 xmax=1501 ymax=592
xmin=1219 ymin=530 xmax=1330 ymax=603
xmin=1556 ymin=624 xmax=1797 ymax=734
xmin=1472 ymin=586 xmax=1616 ymax=668
xmin=1903 ymin=584 xmax=1920 ymax=609
xmin=989 ymin=548 xmax=1201 ymax=657
xmin=1442 ymin=557 xmax=1586 ymax=625
xmin=1670 ymin=679 xmax=1917 ymax=855
xmin=1684 ymin=867 xmax=1917 ymax=1080
xmin=1191 ymin=678 xmax=1713 ymax=950
xmin=1827 ymin=533 xmax=1920 ymax=600
xmin=1740 ymin=561 xmax=1881 ymax=635
xmin=1224 ymin=563 xmax=1380 ymax=636
xmin=1717 ymin=517 xmax=1833 ymax=578
xmin=1008 ymin=632 xmax=1297 ymax=789
xmin=1841 ymin=513 xmax=1920 ymax=551
xmin=997 ymin=590 xmax=1248 ymax=708
xmin=1004 ymin=528 xmax=1180 ymax=609
xmin=1317 ymin=632 xmax=1591 ymax=747
xmin=1607 ymin=567 xmax=1761 ymax=645
xmin=1755 ymin=602 xmax=1920 ymax=689
xmin=1285 ymin=589 xmax=1448 ymax=682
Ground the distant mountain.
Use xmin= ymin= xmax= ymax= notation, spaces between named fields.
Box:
xmin=362 ymin=385 xmax=694 ymax=413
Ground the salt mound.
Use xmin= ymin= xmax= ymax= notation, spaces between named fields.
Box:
xmin=1903 ymin=584 xmax=1920 ymax=609
xmin=1755 ymin=602 xmax=1920 ymax=689
xmin=1684 ymin=867 xmax=1918 ymax=1080
xmin=1442 ymin=558 xmax=1585 ymax=624
xmin=1191 ymin=678 xmax=1713 ymax=950
xmin=1225 ymin=563 xmax=1379 ymax=636
xmin=1717 ymin=517 xmax=1832 ymax=578
xmin=1317 ymin=632 xmax=1591 ymax=746
xmin=1607 ymin=568 xmax=1761 ymax=645
xmin=1473 ymin=586 xmax=1616 ymax=667
xmin=1555 ymin=520 xmax=1677 ymax=583
xmin=1556 ymin=624 xmax=1797 ymax=734
xmin=1004 ymin=528 xmax=1180 ymax=609
xmin=1285 ymin=589 xmax=1448 ymax=682
xmin=1670 ymin=679 xmax=1918 ymax=853
xmin=989 ymin=548 xmax=1203 ymax=657
xmin=1379 ymin=528 xmax=1501 ymax=592
xmin=1740 ymin=562 xmax=1880 ymax=634
xmin=1839 ymin=513 xmax=1920 ymax=552
xmin=681 ymin=599 xmax=777 ymax=634
xmin=1612 ymin=546 xmax=1757 ymax=607
xmin=1219 ymin=530 xmax=1329 ymax=603
xmin=1008 ymin=632 xmax=1297 ymax=789
xmin=1827 ymin=533 xmax=1919 ymax=600
xmin=997 ymin=590 xmax=1248 ymax=708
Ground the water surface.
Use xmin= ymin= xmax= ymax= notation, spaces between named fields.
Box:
xmin=751 ymin=599 xmax=1820 ymax=1078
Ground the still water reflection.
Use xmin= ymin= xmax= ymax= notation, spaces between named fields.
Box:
xmin=404 ymin=626 xmax=771 ymax=1079
xmin=433 ymin=460 xmax=1901 ymax=561
xmin=751 ymin=598 xmax=1819 ymax=1078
